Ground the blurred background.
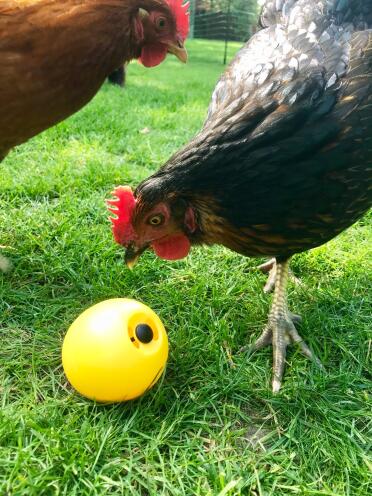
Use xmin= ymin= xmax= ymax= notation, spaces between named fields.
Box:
xmin=189 ymin=0 xmax=259 ymax=63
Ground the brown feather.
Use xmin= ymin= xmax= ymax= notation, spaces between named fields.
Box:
xmin=0 ymin=0 xmax=181 ymax=156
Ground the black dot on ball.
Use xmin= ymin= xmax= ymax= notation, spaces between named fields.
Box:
xmin=135 ymin=324 xmax=153 ymax=343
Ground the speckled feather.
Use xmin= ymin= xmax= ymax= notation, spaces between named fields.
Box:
xmin=138 ymin=0 xmax=372 ymax=258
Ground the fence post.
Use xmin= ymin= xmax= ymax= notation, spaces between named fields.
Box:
xmin=223 ymin=0 xmax=232 ymax=64
xmin=189 ymin=0 xmax=195 ymax=39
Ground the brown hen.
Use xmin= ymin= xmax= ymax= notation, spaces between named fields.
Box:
xmin=0 ymin=0 xmax=189 ymax=158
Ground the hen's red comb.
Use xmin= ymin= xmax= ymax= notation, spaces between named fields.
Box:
xmin=107 ymin=186 xmax=136 ymax=246
xmin=166 ymin=0 xmax=190 ymax=40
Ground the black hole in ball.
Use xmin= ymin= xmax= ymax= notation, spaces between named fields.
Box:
xmin=135 ymin=324 xmax=153 ymax=344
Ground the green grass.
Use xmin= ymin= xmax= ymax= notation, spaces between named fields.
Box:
xmin=0 ymin=39 xmax=371 ymax=495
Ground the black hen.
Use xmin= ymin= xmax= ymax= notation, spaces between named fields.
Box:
xmin=112 ymin=0 xmax=372 ymax=392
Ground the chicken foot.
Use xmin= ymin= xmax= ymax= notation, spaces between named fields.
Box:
xmin=250 ymin=259 xmax=323 ymax=392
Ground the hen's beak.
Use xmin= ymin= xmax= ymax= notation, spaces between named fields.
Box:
xmin=124 ymin=242 xmax=149 ymax=270
xmin=166 ymin=40 xmax=188 ymax=63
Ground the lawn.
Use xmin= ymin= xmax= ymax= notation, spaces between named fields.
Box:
xmin=0 ymin=39 xmax=371 ymax=495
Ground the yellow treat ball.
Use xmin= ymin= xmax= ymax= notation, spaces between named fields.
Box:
xmin=62 ymin=298 xmax=168 ymax=402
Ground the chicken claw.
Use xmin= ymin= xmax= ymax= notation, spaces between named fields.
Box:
xmin=246 ymin=259 xmax=322 ymax=392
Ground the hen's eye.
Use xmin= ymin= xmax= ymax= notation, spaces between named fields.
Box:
xmin=148 ymin=214 xmax=165 ymax=226
xmin=156 ymin=17 xmax=167 ymax=29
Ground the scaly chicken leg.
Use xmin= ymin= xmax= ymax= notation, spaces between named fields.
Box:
xmin=257 ymin=258 xmax=302 ymax=293
xmin=251 ymin=259 xmax=323 ymax=392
